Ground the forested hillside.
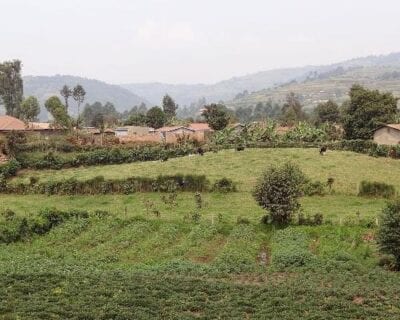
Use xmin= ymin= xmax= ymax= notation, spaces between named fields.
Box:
xmin=23 ymin=75 xmax=148 ymax=119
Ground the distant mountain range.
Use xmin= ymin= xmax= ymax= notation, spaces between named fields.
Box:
xmin=19 ymin=52 xmax=400 ymax=120
xmin=23 ymin=75 xmax=148 ymax=119
xmin=122 ymin=52 xmax=400 ymax=109
xmin=227 ymin=53 xmax=400 ymax=110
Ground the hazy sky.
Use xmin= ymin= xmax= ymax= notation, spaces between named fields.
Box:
xmin=1 ymin=0 xmax=400 ymax=84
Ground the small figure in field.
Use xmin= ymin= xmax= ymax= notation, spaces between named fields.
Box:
xmin=197 ymin=147 xmax=204 ymax=156
xmin=320 ymin=146 xmax=327 ymax=155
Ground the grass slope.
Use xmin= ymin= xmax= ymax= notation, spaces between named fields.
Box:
xmin=1 ymin=148 xmax=400 ymax=319
xmin=12 ymin=148 xmax=400 ymax=195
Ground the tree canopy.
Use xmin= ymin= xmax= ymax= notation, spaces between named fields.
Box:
xmin=342 ymin=85 xmax=399 ymax=140
xmin=314 ymin=100 xmax=340 ymax=125
xmin=0 ymin=60 xmax=23 ymax=117
xmin=162 ymin=95 xmax=178 ymax=119
xmin=20 ymin=96 xmax=40 ymax=122
xmin=45 ymin=96 xmax=71 ymax=129
xmin=146 ymin=106 xmax=166 ymax=129
xmin=202 ymin=103 xmax=230 ymax=130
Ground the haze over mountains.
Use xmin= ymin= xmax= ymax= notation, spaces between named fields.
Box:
xmin=22 ymin=52 xmax=400 ymax=120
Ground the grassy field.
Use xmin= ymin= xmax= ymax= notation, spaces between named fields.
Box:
xmin=1 ymin=148 xmax=400 ymax=319
xmin=12 ymin=148 xmax=400 ymax=194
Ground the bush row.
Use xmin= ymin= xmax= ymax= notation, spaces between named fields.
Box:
xmin=4 ymin=175 xmax=236 ymax=195
xmin=15 ymin=144 xmax=200 ymax=170
xmin=0 ymin=208 xmax=103 ymax=244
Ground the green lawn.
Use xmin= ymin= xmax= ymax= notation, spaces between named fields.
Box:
xmin=12 ymin=148 xmax=400 ymax=195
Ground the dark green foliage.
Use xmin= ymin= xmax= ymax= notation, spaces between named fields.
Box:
xmin=358 ymin=181 xmax=396 ymax=199
xmin=212 ymin=177 xmax=237 ymax=193
xmin=202 ymin=103 xmax=230 ymax=130
xmin=253 ymin=162 xmax=306 ymax=225
xmin=60 ymin=85 xmax=72 ymax=110
xmin=162 ymin=94 xmax=178 ymax=119
xmin=297 ymin=212 xmax=324 ymax=226
xmin=15 ymin=144 xmax=200 ymax=170
xmin=82 ymin=101 xmax=119 ymax=127
xmin=342 ymin=85 xmax=398 ymax=140
xmin=0 ymin=208 xmax=93 ymax=244
xmin=280 ymin=92 xmax=306 ymax=125
xmin=314 ymin=100 xmax=340 ymax=124
xmin=377 ymin=200 xmax=400 ymax=269
xmin=45 ymin=96 xmax=71 ymax=129
xmin=303 ymin=180 xmax=326 ymax=196
xmin=146 ymin=106 xmax=166 ymax=129
xmin=72 ymin=84 xmax=86 ymax=117
xmin=0 ymin=160 xmax=20 ymax=179
xmin=0 ymin=60 xmax=23 ymax=117
xmin=4 ymin=174 xmax=218 ymax=195
xmin=20 ymin=96 xmax=40 ymax=121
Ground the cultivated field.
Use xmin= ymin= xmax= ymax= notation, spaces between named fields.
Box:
xmin=1 ymin=148 xmax=400 ymax=319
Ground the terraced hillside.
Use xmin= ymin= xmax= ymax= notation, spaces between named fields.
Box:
xmin=228 ymin=65 xmax=400 ymax=109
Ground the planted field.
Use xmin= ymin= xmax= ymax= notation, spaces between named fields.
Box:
xmin=1 ymin=147 xmax=400 ymax=319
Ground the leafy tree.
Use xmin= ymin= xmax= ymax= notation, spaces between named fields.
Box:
xmin=253 ymin=162 xmax=305 ymax=225
xmin=235 ymin=106 xmax=253 ymax=123
xmin=20 ymin=96 xmax=40 ymax=121
xmin=73 ymin=84 xmax=86 ymax=126
xmin=124 ymin=113 xmax=147 ymax=126
xmin=280 ymin=92 xmax=306 ymax=125
xmin=82 ymin=101 xmax=119 ymax=127
xmin=377 ymin=200 xmax=400 ymax=269
xmin=146 ymin=106 xmax=166 ymax=129
xmin=45 ymin=96 xmax=71 ymax=129
xmin=314 ymin=100 xmax=340 ymax=125
xmin=162 ymin=94 xmax=178 ymax=119
xmin=202 ymin=103 xmax=230 ymax=130
xmin=342 ymin=85 xmax=398 ymax=139
xmin=60 ymin=85 xmax=72 ymax=111
xmin=0 ymin=60 xmax=23 ymax=117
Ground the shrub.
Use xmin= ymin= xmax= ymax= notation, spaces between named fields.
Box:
xmin=0 ymin=160 xmax=21 ymax=179
xmin=212 ymin=177 xmax=237 ymax=193
xmin=358 ymin=181 xmax=396 ymax=199
xmin=297 ymin=212 xmax=324 ymax=226
xmin=253 ymin=162 xmax=306 ymax=225
xmin=0 ymin=208 xmax=95 ymax=244
xmin=302 ymin=180 xmax=326 ymax=196
xmin=377 ymin=200 xmax=400 ymax=269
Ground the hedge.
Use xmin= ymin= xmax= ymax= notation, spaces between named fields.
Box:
xmin=15 ymin=144 xmax=200 ymax=170
xmin=3 ymin=175 xmax=236 ymax=195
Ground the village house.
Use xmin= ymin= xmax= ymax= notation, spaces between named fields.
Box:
xmin=373 ymin=124 xmax=400 ymax=145
xmin=154 ymin=123 xmax=213 ymax=143
xmin=0 ymin=115 xmax=64 ymax=138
